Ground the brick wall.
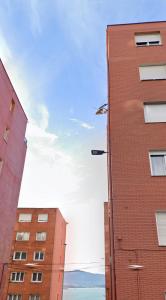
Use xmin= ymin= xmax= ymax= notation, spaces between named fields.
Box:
xmin=0 ymin=60 xmax=27 ymax=297
xmin=107 ymin=21 xmax=166 ymax=300
xmin=3 ymin=208 xmax=66 ymax=300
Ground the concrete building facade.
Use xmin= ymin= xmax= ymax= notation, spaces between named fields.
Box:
xmin=4 ymin=208 xmax=66 ymax=300
xmin=106 ymin=21 xmax=166 ymax=300
xmin=0 ymin=60 xmax=27 ymax=297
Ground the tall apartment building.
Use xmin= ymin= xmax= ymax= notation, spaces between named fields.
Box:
xmin=0 ymin=60 xmax=27 ymax=296
xmin=4 ymin=208 xmax=67 ymax=300
xmin=105 ymin=21 xmax=166 ymax=300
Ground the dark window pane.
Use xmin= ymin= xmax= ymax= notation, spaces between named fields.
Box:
xmin=21 ymin=252 xmax=27 ymax=259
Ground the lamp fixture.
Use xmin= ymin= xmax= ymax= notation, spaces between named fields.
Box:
xmin=95 ymin=103 xmax=108 ymax=115
xmin=91 ymin=150 xmax=108 ymax=155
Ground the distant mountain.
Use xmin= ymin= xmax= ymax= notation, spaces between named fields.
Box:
xmin=63 ymin=270 xmax=105 ymax=288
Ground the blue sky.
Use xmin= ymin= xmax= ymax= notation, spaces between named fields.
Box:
xmin=1 ymin=0 xmax=166 ymax=273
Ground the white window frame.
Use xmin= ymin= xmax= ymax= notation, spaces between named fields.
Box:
xmin=36 ymin=232 xmax=47 ymax=241
xmin=31 ymin=272 xmax=43 ymax=283
xmin=135 ymin=32 xmax=162 ymax=47
xmin=34 ymin=251 xmax=44 ymax=261
xmin=156 ymin=212 xmax=166 ymax=246
xmin=139 ymin=64 xmax=166 ymax=80
xmin=3 ymin=127 xmax=10 ymax=142
xmin=19 ymin=214 xmax=32 ymax=222
xmin=29 ymin=295 xmax=40 ymax=300
xmin=10 ymin=272 xmax=24 ymax=282
xmin=38 ymin=214 xmax=48 ymax=222
xmin=149 ymin=151 xmax=166 ymax=176
xmin=7 ymin=295 xmax=22 ymax=300
xmin=0 ymin=159 xmax=3 ymax=175
xmin=144 ymin=102 xmax=166 ymax=123
xmin=13 ymin=251 xmax=27 ymax=261
xmin=10 ymin=99 xmax=15 ymax=112
xmin=16 ymin=232 xmax=30 ymax=241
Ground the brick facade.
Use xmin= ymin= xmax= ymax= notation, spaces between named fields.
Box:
xmin=4 ymin=208 xmax=67 ymax=300
xmin=106 ymin=21 xmax=166 ymax=300
xmin=0 ymin=60 xmax=27 ymax=297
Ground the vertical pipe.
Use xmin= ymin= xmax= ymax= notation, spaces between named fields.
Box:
xmin=106 ymin=26 xmax=117 ymax=300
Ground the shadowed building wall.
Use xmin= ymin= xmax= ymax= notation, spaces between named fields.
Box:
xmin=0 ymin=60 xmax=27 ymax=297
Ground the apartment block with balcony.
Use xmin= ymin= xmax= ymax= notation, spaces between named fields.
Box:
xmin=4 ymin=208 xmax=67 ymax=300
xmin=106 ymin=21 xmax=166 ymax=300
xmin=0 ymin=60 xmax=27 ymax=298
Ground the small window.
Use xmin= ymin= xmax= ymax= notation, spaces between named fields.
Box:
xmin=10 ymin=99 xmax=15 ymax=112
xmin=34 ymin=251 xmax=44 ymax=261
xmin=38 ymin=214 xmax=48 ymax=222
xmin=139 ymin=65 xmax=166 ymax=80
xmin=144 ymin=103 xmax=166 ymax=123
xmin=16 ymin=232 xmax=30 ymax=241
xmin=31 ymin=272 xmax=42 ymax=282
xmin=36 ymin=232 xmax=47 ymax=241
xmin=10 ymin=272 xmax=24 ymax=282
xmin=0 ymin=159 xmax=3 ymax=175
xmin=8 ymin=295 xmax=22 ymax=300
xmin=13 ymin=252 xmax=27 ymax=260
xmin=149 ymin=151 xmax=166 ymax=176
xmin=135 ymin=32 xmax=161 ymax=46
xmin=156 ymin=212 xmax=166 ymax=246
xmin=18 ymin=214 xmax=32 ymax=222
xmin=29 ymin=296 xmax=40 ymax=300
xmin=3 ymin=127 xmax=10 ymax=142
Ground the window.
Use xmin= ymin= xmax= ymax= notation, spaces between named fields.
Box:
xmin=19 ymin=214 xmax=32 ymax=222
xmin=10 ymin=272 xmax=24 ymax=282
xmin=38 ymin=214 xmax=48 ymax=222
xmin=139 ymin=65 xmax=166 ymax=80
xmin=0 ymin=159 xmax=3 ymax=175
xmin=8 ymin=295 xmax=22 ymax=300
xmin=34 ymin=251 xmax=44 ymax=261
xmin=31 ymin=272 xmax=42 ymax=282
xmin=144 ymin=103 xmax=166 ymax=123
xmin=13 ymin=251 xmax=27 ymax=260
xmin=135 ymin=32 xmax=161 ymax=46
xmin=3 ymin=127 xmax=10 ymax=142
xmin=29 ymin=296 xmax=40 ymax=300
xmin=16 ymin=232 xmax=30 ymax=241
xmin=36 ymin=232 xmax=46 ymax=241
xmin=156 ymin=212 xmax=166 ymax=245
xmin=10 ymin=99 xmax=15 ymax=112
xmin=149 ymin=151 xmax=166 ymax=176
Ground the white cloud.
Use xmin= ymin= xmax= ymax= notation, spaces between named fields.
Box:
xmin=29 ymin=0 xmax=42 ymax=35
xmin=70 ymin=118 xmax=94 ymax=130
xmin=0 ymin=31 xmax=12 ymax=63
xmin=20 ymin=0 xmax=42 ymax=36
xmin=0 ymin=30 xmax=82 ymax=207
xmin=21 ymin=118 xmax=82 ymax=206
xmin=21 ymin=0 xmax=102 ymax=50
xmin=0 ymin=11 xmax=106 ymax=273
xmin=54 ymin=0 xmax=101 ymax=50
xmin=81 ymin=122 xmax=94 ymax=130
xmin=38 ymin=104 xmax=49 ymax=130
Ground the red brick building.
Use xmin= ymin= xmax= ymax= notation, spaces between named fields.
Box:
xmin=4 ymin=208 xmax=67 ymax=300
xmin=0 ymin=60 xmax=27 ymax=297
xmin=106 ymin=21 xmax=166 ymax=300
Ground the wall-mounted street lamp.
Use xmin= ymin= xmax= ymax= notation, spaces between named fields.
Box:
xmin=95 ymin=104 xmax=108 ymax=115
xmin=91 ymin=150 xmax=108 ymax=155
